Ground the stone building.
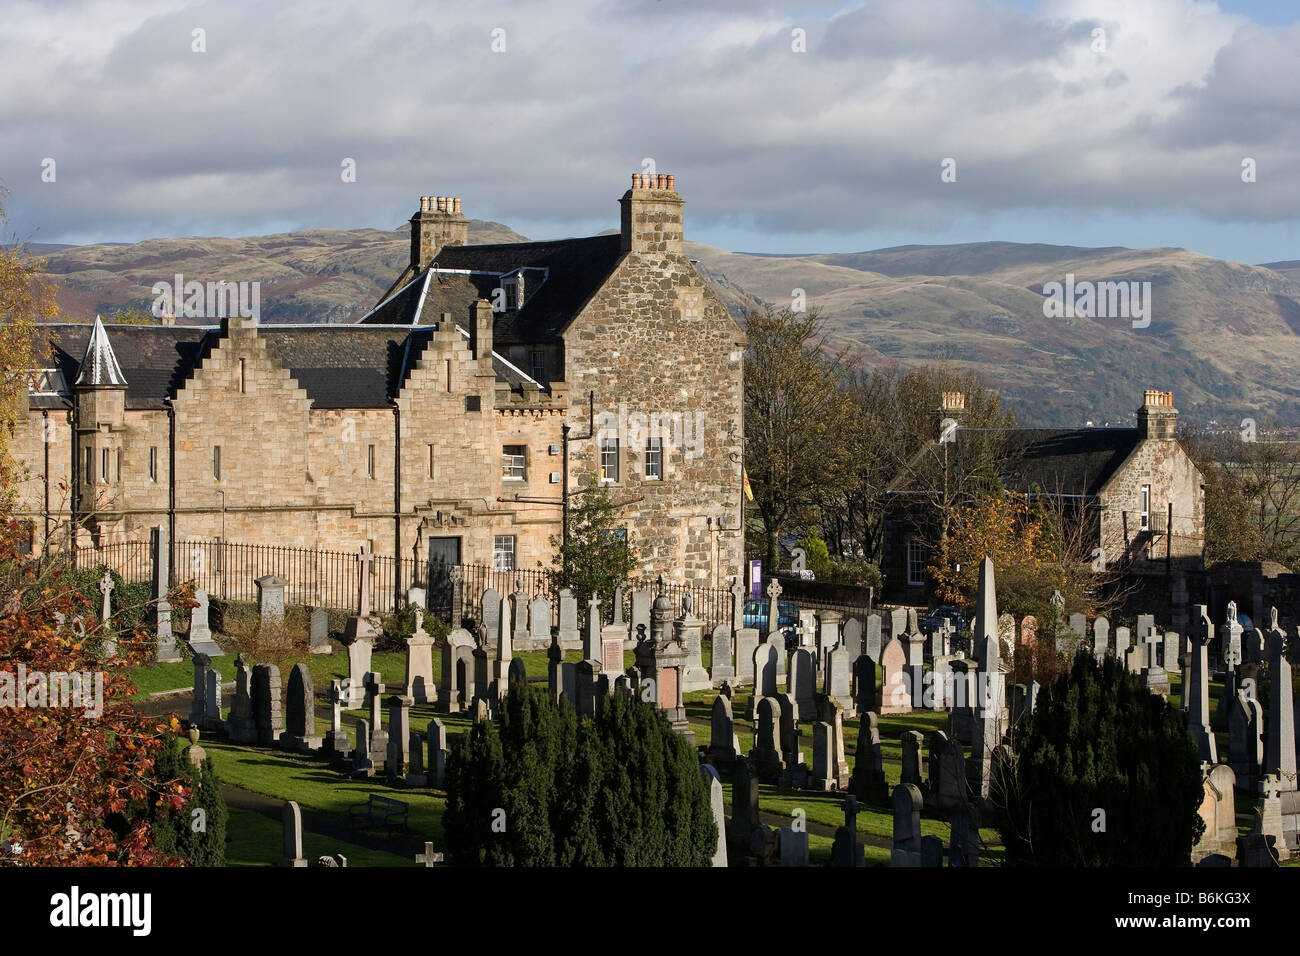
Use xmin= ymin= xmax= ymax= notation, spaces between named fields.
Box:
xmin=881 ymin=389 xmax=1206 ymax=604
xmin=14 ymin=175 xmax=747 ymax=591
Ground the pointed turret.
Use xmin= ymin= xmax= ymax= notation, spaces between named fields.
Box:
xmin=75 ymin=316 xmax=127 ymax=388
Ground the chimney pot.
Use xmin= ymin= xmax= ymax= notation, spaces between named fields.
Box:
xmin=666 ymin=174 xmax=675 ymax=190
xmin=453 ymin=197 xmax=461 ymax=214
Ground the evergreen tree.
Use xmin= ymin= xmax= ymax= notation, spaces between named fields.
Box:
xmin=996 ymin=650 xmax=1204 ymax=866
xmin=148 ymin=734 xmax=228 ymax=866
xmin=443 ymin=682 xmax=715 ymax=866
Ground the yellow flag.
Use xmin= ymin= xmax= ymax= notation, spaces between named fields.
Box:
xmin=743 ymin=468 xmax=754 ymax=501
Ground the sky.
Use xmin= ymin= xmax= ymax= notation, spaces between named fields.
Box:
xmin=2 ymin=0 xmax=1298 ymax=264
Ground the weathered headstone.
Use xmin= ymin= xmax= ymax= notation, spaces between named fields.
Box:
xmin=324 ymin=679 xmax=349 ymax=755
xmin=710 ymin=623 xmax=735 ymax=684
xmin=1229 ymin=690 xmax=1264 ymax=791
xmin=529 ymin=596 xmax=550 ymax=645
xmin=152 ymin=526 xmax=181 ymax=662
xmin=557 ymin=588 xmax=581 ymax=645
xmin=1187 ymin=606 xmax=1219 ymax=764
xmin=789 ymin=647 xmax=816 ymax=721
xmin=309 ymin=607 xmax=331 ymax=654
xmin=1092 ymin=616 xmax=1109 ymax=660
xmin=255 ymin=574 xmax=287 ymax=627
xmin=278 ymin=801 xmax=308 ymax=867
xmin=880 ymin=637 xmax=911 ymax=714
xmin=749 ymin=697 xmax=784 ymax=781
xmin=187 ymin=587 xmax=221 ymax=655
xmin=709 ymin=694 xmax=740 ymax=763
xmin=427 ymin=717 xmax=448 ymax=789
xmin=853 ymin=653 xmax=877 ymax=716
xmin=226 ymin=654 xmax=256 ymax=743
xmin=848 ymin=712 xmax=888 ymax=802
xmin=281 ymin=662 xmax=320 ymax=750
xmin=700 ymin=764 xmax=728 ymax=867
xmin=1191 ymin=764 xmax=1238 ymax=865
xmin=734 ymin=627 xmax=759 ymax=685
xmin=248 ymin=664 xmax=283 ymax=747
xmin=864 ymin=614 xmax=883 ymax=662
xmin=405 ymin=600 xmax=436 ymax=704
xmin=890 ymin=784 xmax=923 ymax=866
xmin=824 ymin=646 xmax=855 ymax=715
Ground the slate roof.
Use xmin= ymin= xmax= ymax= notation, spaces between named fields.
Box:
xmin=360 ymin=235 xmax=624 ymax=344
xmin=890 ymin=426 xmax=1143 ymax=499
xmin=30 ymin=321 xmax=537 ymax=411
xmin=997 ymin=428 xmax=1142 ymax=497
xmin=74 ymin=316 xmax=127 ymax=387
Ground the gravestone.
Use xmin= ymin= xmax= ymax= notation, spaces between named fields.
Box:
xmin=750 ymin=642 xmax=779 ymax=719
xmin=204 ymin=668 xmax=223 ymax=730
xmin=749 ymin=697 xmax=784 ymax=781
xmin=344 ymin=638 xmax=372 ymax=708
xmin=728 ymin=758 xmax=762 ymax=855
xmin=900 ymin=729 xmax=926 ymax=790
xmin=99 ymin=571 xmax=114 ymax=623
xmin=481 ymin=587 xmax=501 ymax=639
xmin=1213 ymin=603 xmax=1245 ymax=733
xmin=1136 ymin=614 xmax=1156 ymax=647
xmin=1092 ymin=616 xmax=1109 ymax=660
xmin=789 ymin=648 xmax=817 ymax=721
xmin=508 ymin=656 xmax=527 ymax=691
xmin=848 ymin=712 xmax=888 ymax=802
xmin=309 ymin=607 xmax=331 ymax=654
xmin=890 ymin=784 xmax=923 ymax=866
xmin=711 ymin=623 xmax=735 ymax=684
xmin=405 ymin=600 xmax=436 ymax=704
xmin=853 ymin=654 xmax=877 ymax=716
xmin=1229 ymin=691 xmax=1264 ymax=791
xmin=700 ymin=764 xmax=728 ymax=867
xmin=734 ymin=628 xmax=759 ymax=685
xmin=439 ymin=628 xmax=475 ymax=713
xmin=582 ymin=596 xmax=602 ymax=661
xmin=511 ymin=582 xmax=529 ymax=648
xmin=818 ymin=697 xmax=851 ymax=789
xmin=405 ymin=729 xmax=427 ymax=787
xmin=1187 ymin=606 xmax=1219 ymax=764
xmin=1163 ymin=631 xmax=1180 ymax=672
xmin=278 ymin=801 xmax=308 ymax=867
xmin=152 ymin=526 xmax=181 ymax=662
xmin=255 ymin=574 xmax=287 ymax=627
xmin=364 ymin=673 xmax=388 ymax=769
xmin=324 ymin=680 xmax=349 ymax=755
xmin=927 ymin=730 xmax=967 ymax=810
xmin=779 ymin=825 xmax=809 ymax=867
xmin=427 ymin=717 xmax=448 ymax=789
xmin=188 ymin=588 xmax=221 ymax=655
xmin=350 ymin=718 xmax=374 ymax=777
xmin=812 ymin=721 xmax=836 ymax=791
xmin=602 ymin=623 xmax=628 ymax=680
xmin=1191 ymin=764 xmax=1239 ymax=865
xmin=841 ymin=617 xmax=863 ymax=662
xmin=529 ymin=596 xmax=550 ymax=644
xmin=949 ymin=800 xmax=980 ymax=867
xmin=708 ymin=694 xmax=740 ymax=764
xmin=824 ymin=646 xmax=855 ymax=715
xmin=280 ymin=662 xmax=320 ymax=751
xmin=251 ymin=663 xmax=284 ymax=746
xmin=557 ymin=588 xmax=581 ymax=646
xmin=879 ymin=637 xmax=911 ymax=714
xmin=930 ymin=654 xmax=952 ymax=712
xmin=226 ymin=654 xmax=256 ymax=743
xmin=830 ymin=794 xmax=865 ymax=868
xmin=630 ymin=590 xmax=651 ymax=639
xmin=865 ymin=614 xmax=883 ymax=662
xmin=1066 ymin=612 xmax=1087 ymax=652
xmin=1263 ymin=609 xmax=1299 ymax=852
xmin=1114 ymin=626 xmax=1131 ymax=661
xmin=385 ymin=695 xmax=412 ymax=781
xmin=190 ymin=654 xmax=210 ymax=729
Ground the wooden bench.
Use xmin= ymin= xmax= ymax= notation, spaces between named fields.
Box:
xmin=348 ymin=794 xmax=409 ymax=834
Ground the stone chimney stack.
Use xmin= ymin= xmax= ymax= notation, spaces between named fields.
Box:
xmin=410 ymin=195 xmax=469 ymax=272
xmin=620 ymin=173 xmax=684 ymax=256
xmin=1137 ymin=389 xmax=1177 ymax=440
xmin=934 ymin=391 xmax=965 ymax=441
xmin=470 ymin=299 xmax=494 ymax=362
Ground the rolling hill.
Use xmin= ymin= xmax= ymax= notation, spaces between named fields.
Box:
xmin=29 ymin=222 xmax=1300 ymax=427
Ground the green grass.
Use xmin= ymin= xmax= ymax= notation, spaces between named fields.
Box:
xmin=223 ymin=806 xmax=418 ymax=867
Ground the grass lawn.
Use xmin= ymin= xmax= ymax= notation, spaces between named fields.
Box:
xmin=223 ymin=806 xmax=417 ymax=867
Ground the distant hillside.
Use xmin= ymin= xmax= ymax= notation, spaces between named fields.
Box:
xmin=686 ymin=240 xmax=1300 ymax=427
xmin=34 ymin=224 xmax=1300 ymax=427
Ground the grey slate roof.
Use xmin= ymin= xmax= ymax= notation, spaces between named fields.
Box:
xmin=360 ymin=235 xmax=624 ymax=344
xmin=31 ymin=321 xmax=533 ymax=411
xmin=997 ymin=428 xmax=1142 ymax=497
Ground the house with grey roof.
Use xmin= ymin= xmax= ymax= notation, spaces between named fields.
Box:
xmin=881 ymin=389 xmax=1205 ymax=604
xmin=14 ymin=175 xmax=747 ymax=606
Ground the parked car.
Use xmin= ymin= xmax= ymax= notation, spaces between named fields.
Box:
xmin=742 ymin=599 xmax=801 ymax=635
xmin=919 ymin=605 xmax=969 ymax=637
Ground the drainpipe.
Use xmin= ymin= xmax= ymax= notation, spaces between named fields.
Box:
xmin=166 ymin=397 xmax=176 ymax=588
xmin=393 ymin=401 xmax=402 ymax=604
xmin=42 ymin=409 xmax=51 ymax=548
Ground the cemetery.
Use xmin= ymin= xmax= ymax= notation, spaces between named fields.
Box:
xmin=95 ymin=522 xmax=1298 ymax=868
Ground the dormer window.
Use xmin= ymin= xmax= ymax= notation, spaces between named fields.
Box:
xmin=501 ymin=273 xmax=524 ymax=311
xmin=27 ymin=368 xmax=68 ymax=396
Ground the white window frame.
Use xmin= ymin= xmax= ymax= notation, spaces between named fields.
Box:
xmin=906 ymin=538 xmax=926 ymax=587
xmin=502 ymin=445 xmax=527 ymax=482
xmin=599 ymin=437 xmax=620 ymax=483
xmin=1140 ymin=484 xmax=1151 ymax=531
xmin=644 ymin=436 xmax=663 ymax=480
xmin=493 ymin=535 xmax=516 ymax=571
